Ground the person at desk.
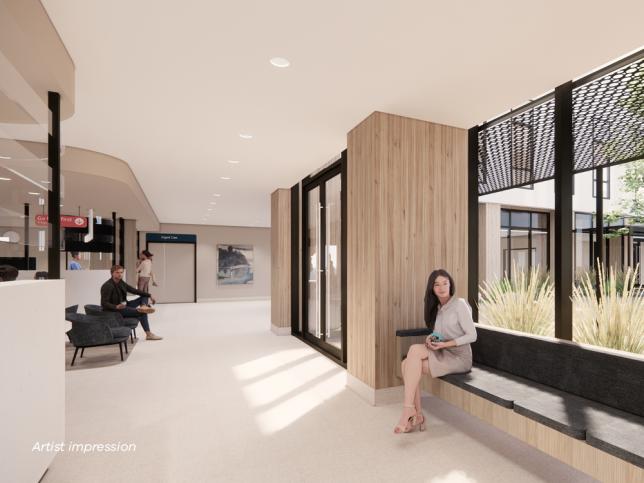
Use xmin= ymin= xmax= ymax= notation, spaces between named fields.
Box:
xmin=100 ymin=265 xmax=163 ymax=341
xmin=68 ymin=252 xmax=82 ymax=270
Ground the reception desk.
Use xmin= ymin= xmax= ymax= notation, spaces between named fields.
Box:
xmin=0 ymin=280 xmax=65 ymax=483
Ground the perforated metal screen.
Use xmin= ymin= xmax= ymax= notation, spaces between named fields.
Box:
xmin=573 ymin=57 xmax=644 ymax=172
xmin=478 ymin=98 xmax=555 ymax=195
xmin=477 ymin=55 xmax=644 ymax=196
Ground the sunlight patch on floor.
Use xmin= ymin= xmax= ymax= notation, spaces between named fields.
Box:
xmin=255 ymin=371 xmax=346 ymax=434
xmin=428 ymin=470 xmax=478 ymax=483
xmin=239 ymin=355 xmax=337 ymax=407
xmin=232 ymin=348 xmax=312 ymax=381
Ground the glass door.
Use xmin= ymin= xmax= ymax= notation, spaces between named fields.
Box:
xmin=302 ymin=166 xmax=344 ymax=360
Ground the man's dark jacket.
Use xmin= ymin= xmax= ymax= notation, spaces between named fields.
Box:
xmin=101 ymin=278 xmax=150 ymax=311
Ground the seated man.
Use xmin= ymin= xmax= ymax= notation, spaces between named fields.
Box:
xmin=100 ymin=264 xmax=163 ymax=340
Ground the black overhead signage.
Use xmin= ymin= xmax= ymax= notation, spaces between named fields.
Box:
xmin=146 ymin=233 xmax=197 ymax=244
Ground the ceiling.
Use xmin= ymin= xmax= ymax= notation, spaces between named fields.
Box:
xmin=0 ymin=140 xmax=160 ymax=231
xmin=38 ymin=0 xmax=644 ymax=228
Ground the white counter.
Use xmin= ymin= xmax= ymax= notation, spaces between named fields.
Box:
xmin=0 ymin=280 xmax=65 ymax=483
xmin=18 ymin=269 xmax=114 ymax=311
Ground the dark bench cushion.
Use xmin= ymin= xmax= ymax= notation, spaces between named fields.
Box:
xmin=586 ymin=414 xmax=644 ymax=468
xmin=473 ymin=325 xmax=644 ymax=418
xmin=442 ymin=365 xmax=547 ymax=409
xmin=515 ymin=394 xmax=644 ymax=466
xmin=439 ymin=362 xmax=644 ymax=465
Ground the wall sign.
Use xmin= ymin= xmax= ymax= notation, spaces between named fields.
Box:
xmin=146 ymin=233 xmax=197 ymax=244
xmin=35 ymin=214 xmax=88 ymax=228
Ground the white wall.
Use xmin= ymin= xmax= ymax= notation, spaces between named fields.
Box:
xmin=0 ymin=280 xmax=65 ymax=483
xmin=479 ymin=165 xmax=627 ymax=214
xmin=141 ymin=224 xmax=271 ymax=301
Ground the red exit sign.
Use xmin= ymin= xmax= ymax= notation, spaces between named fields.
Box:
xmin=35 ymin=214 xmax=88 ymax=228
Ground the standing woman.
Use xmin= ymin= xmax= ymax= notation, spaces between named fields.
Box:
xmin=137 ymin=250 xmax=158 ymax=294
xmin=394 ymin=269 xmax=477 ymax=433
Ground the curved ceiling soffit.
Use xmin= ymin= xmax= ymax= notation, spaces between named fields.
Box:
xmin=0 ymin=0 xmax=75 ymax=123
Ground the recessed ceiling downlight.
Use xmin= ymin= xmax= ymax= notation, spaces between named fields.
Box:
xmin=239 ymin=133 xmax=253 ymax=140
xmin=270 ymin=57 xmax=290 ymax=68
xmin=220 ymin=176 xmax=232 ymax=180
xmin=227 ymin=160 xmax=240 ymax=164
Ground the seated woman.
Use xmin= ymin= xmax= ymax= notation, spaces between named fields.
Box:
xmin=394 ymin=269 xmax=477 ymax=434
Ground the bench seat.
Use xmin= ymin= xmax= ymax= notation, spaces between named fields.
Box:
xmin=442 ymin=365 xmax=544 ymax=409
xmin=440 ymin=363 xmax=644 ymax=466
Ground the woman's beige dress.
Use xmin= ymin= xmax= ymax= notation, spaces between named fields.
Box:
xmin=427 ymin=297 xmax=477 ymax=378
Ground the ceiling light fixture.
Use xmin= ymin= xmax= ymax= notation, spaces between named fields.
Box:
xmin=227 ymin=160 xmax=240 ymax=164
xmin=0 ymin=177 xmax=11 ymax=181
xmin=270 ymin=57 xmax=290 ymax=68
xmin=212 ymin=193 xmax=221 ymax=197
xmin=220 ymin=176 xmax=232 ymax=180
xmin=0 ymin=155 xmax=11 ymax=160
xmin=28 ymin=192 xmax=40 ymax=195
xmin=41 ymin=180 xmax=51 ymax=184
xmin=239 ymin=133 xmax=253 ymax=140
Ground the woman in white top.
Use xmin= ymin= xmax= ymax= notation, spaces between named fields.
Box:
xmin=394 ymin=269 xmax=477 ymax=434
xmin=136 ymin=250 xmax=157 ymax=293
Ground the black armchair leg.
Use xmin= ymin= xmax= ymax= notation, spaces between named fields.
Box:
xmin=71 ymin=347 xmax=79 ymax=366
xmin=124 ymin=340 xmax=128 ymax=354
xmin=130 ymin=331 xmax=134 ymax=343
xmin=80 ymin=347 xmax=85 ymax=358
xmin=119 ymin=342 xmax=124 ymax=361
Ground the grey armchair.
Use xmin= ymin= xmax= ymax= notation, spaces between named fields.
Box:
xmin=84 ymin=304 xmax=139 ymax=342
xmin=65 ymin=313 xmax=130 ymax=366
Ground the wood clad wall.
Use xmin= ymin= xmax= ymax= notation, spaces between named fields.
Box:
xmin=271 ymin=189 xmax=291 ymax=329
xmin=348 ymin=112 xmax=468 ymax=389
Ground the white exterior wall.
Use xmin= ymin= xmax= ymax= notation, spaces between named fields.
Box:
xmin=479 ymin=165 xmax=627 ymax=214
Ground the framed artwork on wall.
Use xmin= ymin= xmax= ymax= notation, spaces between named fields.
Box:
xmin=217 ymin=244 xmax=254 ymax=285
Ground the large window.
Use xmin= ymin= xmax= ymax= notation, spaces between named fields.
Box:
xmin=501 ymin=209 xmax=550 ymax=280
xmin=592 ymin=166 xmax=610 ymax=199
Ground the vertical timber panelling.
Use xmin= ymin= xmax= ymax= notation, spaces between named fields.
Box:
xmin=347 ymin=114 xmax=378 ymax=388
xmin=270 ymin=189 xmax=291 ymax=329
xmin=348 ymin=111 xmax=468 ymax=390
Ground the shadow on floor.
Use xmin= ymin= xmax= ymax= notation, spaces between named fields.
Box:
xmin=65 ymin=339 xmax=138 ymax=371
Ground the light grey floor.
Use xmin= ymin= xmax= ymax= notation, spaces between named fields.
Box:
xmin=45 ymin=301 xmax=596 ymax=483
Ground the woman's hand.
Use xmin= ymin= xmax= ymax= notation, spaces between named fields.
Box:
xmin=425 ymin=340 xmax=453 ymax=350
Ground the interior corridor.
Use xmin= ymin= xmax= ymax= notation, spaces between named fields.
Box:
xmin=44 ymin=301 xmax=594 ymax=483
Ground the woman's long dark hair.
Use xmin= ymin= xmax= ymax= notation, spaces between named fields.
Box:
xmin=424 ymin=269 xmax=456 ymax=330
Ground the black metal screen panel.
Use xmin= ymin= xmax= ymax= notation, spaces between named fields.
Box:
xmin=478 ymin=98 xmax=555 ymax=195
xmin=573 ymin=58 xmax=644 ymax=172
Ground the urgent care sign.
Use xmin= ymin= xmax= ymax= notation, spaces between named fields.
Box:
xmin=35 ymin=215 xmax=88 ymax=228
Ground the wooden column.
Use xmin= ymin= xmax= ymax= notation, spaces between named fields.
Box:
xmin=271 ymin=189 xmax=291 ymax=334
xmin=347 ymin=112 xmax=468 ymax=391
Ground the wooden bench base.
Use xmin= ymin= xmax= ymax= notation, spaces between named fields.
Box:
xmin=421 ymin=377 xmax=644 ymax=483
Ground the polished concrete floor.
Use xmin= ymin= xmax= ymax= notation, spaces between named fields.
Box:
xmin=45 ymin=301 xmax=596 ymax=483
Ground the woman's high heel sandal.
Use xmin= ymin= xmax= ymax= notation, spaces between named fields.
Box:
xmin=394 ymin=405 xmax=417 ymax=434
xmin=416 ymin=411 xmax=426 ymax=432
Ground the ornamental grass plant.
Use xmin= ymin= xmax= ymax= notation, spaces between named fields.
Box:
xmin=478 ymin=264 xmax=554 ymax=337
xmin=572 ymin=264 xmax=644 ymax=354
